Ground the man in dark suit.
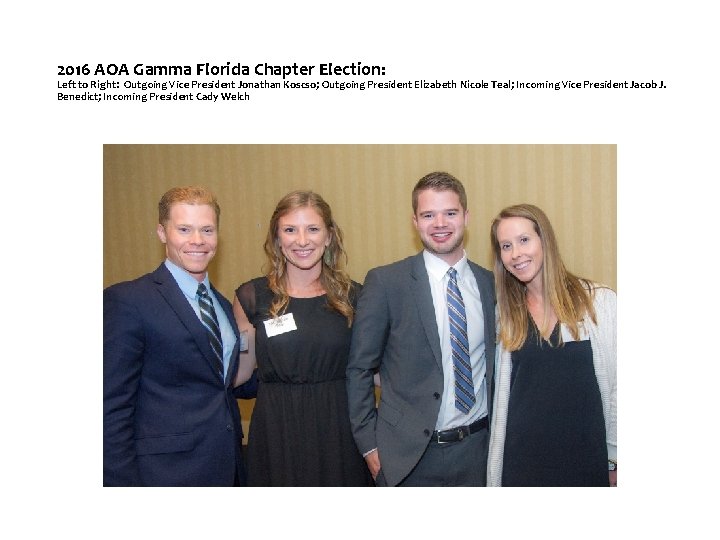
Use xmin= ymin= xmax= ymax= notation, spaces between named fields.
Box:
xmin=104 ymin=186 xmax=256 ymax=486
xmin=347 ymin=172 xmax=496 ymax=486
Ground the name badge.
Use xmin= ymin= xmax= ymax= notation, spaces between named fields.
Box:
xmin=263 ymin=313 xmax=298 ymax=337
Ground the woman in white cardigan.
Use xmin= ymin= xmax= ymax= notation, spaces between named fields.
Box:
xmin=486 ymin=204 xmax=616 ymax=486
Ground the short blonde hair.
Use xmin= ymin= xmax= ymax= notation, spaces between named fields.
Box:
xmin=158 ymin=186 xmax=220 ymax=227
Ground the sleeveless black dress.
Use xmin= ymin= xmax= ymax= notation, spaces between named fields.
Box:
xmin=236 ymin=278 xmax=372 ymax=486
xmin=502 ymin=321 xmax=608 ymax=486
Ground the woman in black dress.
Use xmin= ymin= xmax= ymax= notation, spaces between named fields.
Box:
xmin=232 ymin=190 xmax=372 ymax=486
xmin=486 ymin=204 xmax=617 ymax=487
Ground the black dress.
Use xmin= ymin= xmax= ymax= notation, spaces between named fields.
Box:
xmin=236 ymin=278 xmax=372 ymax=486
xmin=502 ymin=321 xmax=608 ymax=486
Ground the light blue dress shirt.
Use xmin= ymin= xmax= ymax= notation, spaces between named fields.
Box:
xmin=164 ymin=259 xmax=237 ymax=380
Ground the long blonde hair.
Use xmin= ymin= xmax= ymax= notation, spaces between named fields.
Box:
xmin=490 ymin=204 xmax=598 ymax=351
xmin=264 ymin=190 xmax=355 ymax=326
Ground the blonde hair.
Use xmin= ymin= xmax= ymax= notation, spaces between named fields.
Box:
xmin=158 ymin=186 xmax=220 ymax=227
xmin=490 ymin=203 xmax=598 ymax=351
xmin=264 ymin=190 xmax=355 ymax=326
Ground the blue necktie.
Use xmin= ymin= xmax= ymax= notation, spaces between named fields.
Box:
xmin=197 ymin=283 xmax=224 ymax=376
xmin=447 ymin=267 xmax=475 ymax=413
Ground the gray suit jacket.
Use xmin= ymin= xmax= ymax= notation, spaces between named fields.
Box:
xmin=346 ymin=252 xmax=496 ymax=486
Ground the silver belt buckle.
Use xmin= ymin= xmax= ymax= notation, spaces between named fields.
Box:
xmin=436 ymin=427 xmax=458 ymax=444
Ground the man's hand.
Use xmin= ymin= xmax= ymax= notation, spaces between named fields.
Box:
xmin=364 ymin=449 xmax=381 ymax=480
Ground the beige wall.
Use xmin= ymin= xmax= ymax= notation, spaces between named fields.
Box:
xmin=104 ymin=144 xmax=616 ymax=430
xmin=104 ymin=144 xmax=616 ymax=291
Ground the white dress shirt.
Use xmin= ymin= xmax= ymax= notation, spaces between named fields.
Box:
xmin=423 ymin=250 xmax=487 ymax=430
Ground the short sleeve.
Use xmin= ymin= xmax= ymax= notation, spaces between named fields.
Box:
xmin=235 ymin=280 xmax=257 ymax=321
xmin=350 ymin=280 xmax=363 ymax=310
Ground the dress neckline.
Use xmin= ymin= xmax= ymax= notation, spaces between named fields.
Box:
xmin=289 ymin=293 xmax=326 ymax=300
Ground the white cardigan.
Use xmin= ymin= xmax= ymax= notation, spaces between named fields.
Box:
xmin=487 ymin=285 xmax=617 ymax=486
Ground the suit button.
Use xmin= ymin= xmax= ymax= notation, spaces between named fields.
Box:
xmin=433 ymin=392 xmax=441 ymax=399
xmin=226 ymin=424 xmax=233 ymax=432
xmin=423 ymin=429 xmax=430 ymax=436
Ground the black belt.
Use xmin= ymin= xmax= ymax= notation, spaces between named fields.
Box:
xmin=432 ymin=416 xmax=488 ymax=444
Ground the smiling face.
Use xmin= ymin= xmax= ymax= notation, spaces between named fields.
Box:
xmin=496 ymin=216 xmax=544 ymax=290
xmin=413 ymin=189 xmax=468 ymax=265
xmin=277 ymin=206 xmax=331 ymax=272
xmin=156 ymin=203 xmax=218 ymax=282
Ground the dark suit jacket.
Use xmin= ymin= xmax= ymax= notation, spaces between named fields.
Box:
xmin=346 ymin=253 xmax=496 ymax=486
xmin=103 ymin=263 xmax=256 ymax=486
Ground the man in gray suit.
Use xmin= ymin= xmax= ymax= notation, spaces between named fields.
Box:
xmin=347 ymin=172 xmax=495 ymax=486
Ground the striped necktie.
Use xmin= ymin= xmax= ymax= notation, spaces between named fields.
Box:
xmin=447 ymin=267 xmax=475 ymax=413
xmin=197 ymin=283 xmax=224 ymax=376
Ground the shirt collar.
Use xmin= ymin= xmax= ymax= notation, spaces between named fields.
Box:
xmin=164 ymin=258 xmax=211 ymax=298
xmin=422 ymin=250 xmax=469 ymax=282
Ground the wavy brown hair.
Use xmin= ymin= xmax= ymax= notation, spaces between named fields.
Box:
xmin=490 ymin=204 xmax=599 ymax=351
xmin=264 ymin=190 xmax=355 ymax=326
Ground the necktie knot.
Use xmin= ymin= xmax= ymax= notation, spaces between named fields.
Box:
xmin=197 ymin=283 xmax=209 ymax=298
xmin=447 ymin=267 xmax=458 ymax=281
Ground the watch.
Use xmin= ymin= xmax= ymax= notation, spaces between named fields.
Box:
xmin=608 ymin=459 xmax=617 ymax=471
